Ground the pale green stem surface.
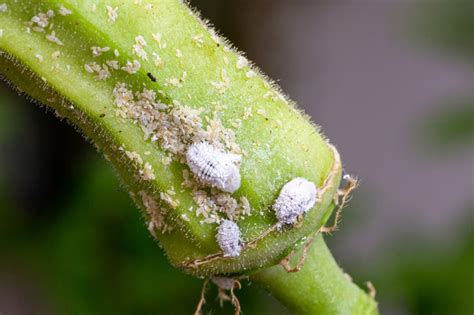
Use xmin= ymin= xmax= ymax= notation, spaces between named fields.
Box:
xmin=0 ymin=0 xmax=378 ymax=313
xmin=252 ymin=234 xmax=378 ymax=315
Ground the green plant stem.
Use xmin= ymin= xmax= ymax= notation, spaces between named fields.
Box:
xmin=252 ymin=234 xmax=378 ymax=315
xmin=0 ymin=0 xmax=379 ymax=313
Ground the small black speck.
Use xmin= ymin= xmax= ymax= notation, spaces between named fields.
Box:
xmin=99 ymin=113 xmax=106 ymax=118
xmin=147 ymin=72 xmax=156 ymax=82
xmin=216 ymin=43 xmax=220 ymax=47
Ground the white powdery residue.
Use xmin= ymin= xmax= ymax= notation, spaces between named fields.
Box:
xmin=161 ymin=156 xmax=172 ymax=166
xmin=30 ymin=12 xmax=52 ymax=32
xmin=240 ymin=196 xmax=251 ymax=216
xmin=216 ymin=220 xmax=241 ymax=257
xmin=46 ymin=31 xmax=64 ymax=46
xmin=152 ymin=32 xmax=166 ymax=49
xmin=243 ymin=107 xmax=253 ymax=120
xmin=84 ymin=62 xmax=111 ymax=80
xmin=215 ymin=193 xmax=238 ymax=220
xmin=166 ymin=77 xmax=182 ymax=88
xmin=230 ymin=119 xmax=242 ymax=129
xmin=152 ymin=52 xmax=164 ymax=67
xmin=273 ymin=177 xmax=317 ymax=226
xmin=121 ymin=60 xmax=141 ymax=74
xmin=51 ymin=51 xmax=61 ymax=59
xmin=114 ymin=49 xmax=120 ymax=57
xmin=35 ymin=54 xmax=43 ymax=62
xmin=140 ymin=162 xmax=155 ymax=181
xmin=191 ymin=188 xmax=243 ymax=224
xmin=125 ymin=150 xmax=143 ymax=165
xmin=51 ymin=63 xmax=61 ymax=71
xmin=236 ymin=55 xmax=248 ymax=69
xmin=91 ymin=46 xmax=110 ymax=57
xmin=112 ymin=83 xmax=134 ymax=113
xmin=0 ymin=29 xmax=3 ymax=37
xmin=106 ymin=60 xmax=119 ymax=70
xmin=192 ymin=34 xmax=204 ymax=47
xmin=133 ymin=35 xmax=148 ymax=60
xmin=139 ymin=191 xmax=171 ymax=235
xmin=96 ymin=66 xmax=111 ymax=80
xmin=175 ymin=49 xmax=182 ymax=58
xmin=256 ymin=108 xmax=267 ymax=118
xmin=110 ymin=82 xmax=244 ymax=226
xmin=135 ymin=35 xmax=147 ymax=46
xmin=106 ymin=6 xmax=118 ymax=22
xmin=59 ymin=6 xmax=72 ymax=16
xmin=186 ymin=142 xmax=241 ymax=193
xmin=112 ymin=82 xmax=167 ymax=125
xmin=84 ymin=63 xmax=94 ymax=73
xmin=263 ymin=91 xmax=273 ymax=99
xmin=0 ymin=3 xmax=7 ymax=13
xmin=211 ymin=69 xmax=230 ymax=94
xmin=160 ymin=191 xmax=179 ymax=209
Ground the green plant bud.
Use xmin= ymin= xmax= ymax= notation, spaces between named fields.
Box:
xmin=0 ymin=0 xmax=341 ymax=278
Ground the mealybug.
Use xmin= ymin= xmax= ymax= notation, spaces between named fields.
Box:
xmin=186 ymin=142 xmax=241 ymax=193
xmin=273 ymin=177 xmax=317 ymax=225
xmin=216 ymin=220 xmax=242 ymax=257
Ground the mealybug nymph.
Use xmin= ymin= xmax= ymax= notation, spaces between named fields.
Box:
xmin=186 ymin=142 xmax=241 ymax=193
xmin=216 ymin=220 xmax=242 ymax=257
xmin=273 ymin=177 xmax=317 ymax=225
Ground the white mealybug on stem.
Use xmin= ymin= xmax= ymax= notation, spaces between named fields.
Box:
xmin=216 ymin=220 xmax=242 ymax=257
xmin=186 ymin=142 xmax=241 ymax=193
xmin=273 ymin=177 xmax=317 ymax=226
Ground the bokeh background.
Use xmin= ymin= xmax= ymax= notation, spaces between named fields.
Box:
xmin=1 ymin=0 xmax=473 ymax=314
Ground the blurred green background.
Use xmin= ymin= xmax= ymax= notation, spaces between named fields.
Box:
xmin=0 ymin=1 xmax=473 ymax=314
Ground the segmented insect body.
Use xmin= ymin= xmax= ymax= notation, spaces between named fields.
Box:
xmin=186 ymin=142 xmax=241 ymax=193
xmin=216 ymin=220 xmax=242 ymax=257
xmin=273 ymin=177 xmax=317 ymax=225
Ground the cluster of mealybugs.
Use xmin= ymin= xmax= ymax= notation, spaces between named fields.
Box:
xmin=185 ymin=141 xmax=318 ymax=257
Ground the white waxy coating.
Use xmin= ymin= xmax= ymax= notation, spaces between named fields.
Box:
xmin=186 ymin=142 xmax=241 ymax=193
xmin=273 ymin=177 xmax=317 ymax=225
xmin=216 ymin=220 xmax=242 ymax=257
